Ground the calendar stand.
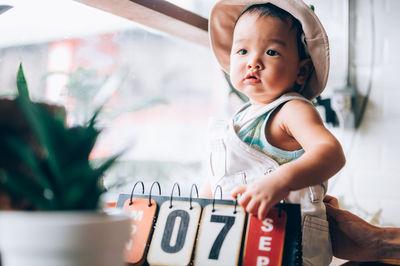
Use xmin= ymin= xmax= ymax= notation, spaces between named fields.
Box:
xmin=116 ymin=182 xmax=302 ymax=266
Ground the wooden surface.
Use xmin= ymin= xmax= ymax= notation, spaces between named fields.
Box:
xmin=331 ymin=257 xmax=400 ymax=265
xmin=73 ymin=0 xmax=209 ymax=47
xmin=340 ymin=261 xmax=400 ymax=265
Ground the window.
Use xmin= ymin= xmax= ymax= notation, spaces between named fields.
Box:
xmin=0 ymin=0 xmax=228 ymax=197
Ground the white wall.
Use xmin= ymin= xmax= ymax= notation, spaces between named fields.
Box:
xmin=325 ymin=0 xmax=400 ymax=227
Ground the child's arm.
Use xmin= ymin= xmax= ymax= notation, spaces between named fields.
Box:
xmin=232 ymin=99 xmax=346 ymax=220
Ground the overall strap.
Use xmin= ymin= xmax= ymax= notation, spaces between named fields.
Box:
xmin=234 ymin=92 xmax=310 ymax=129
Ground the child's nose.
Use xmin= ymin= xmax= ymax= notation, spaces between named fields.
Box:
xmin=247 ymin=57 xmax=264 ymax=70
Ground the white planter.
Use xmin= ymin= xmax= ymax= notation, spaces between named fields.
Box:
xmin=0 ymin=211 xmax=130 ymax=266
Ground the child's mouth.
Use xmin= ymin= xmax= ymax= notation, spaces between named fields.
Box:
xmin=244 ymin=74 xmax=260 ymax=84
xmin=245 ymin=73 xmax=259 ymax=79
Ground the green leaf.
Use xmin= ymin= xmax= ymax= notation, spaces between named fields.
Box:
xmin=3 ymin=135 xmax=52 ymax=190
xmin=2 ymin=65 xmax=121 ymax=211
xmin=16 ymin=97 xmax=64 ymax=189
xmin=61 ymin=125 xmax=99 ymax=165
xmin=62 ymin=177 xmax=103 ymax=210
xmin=0 ymin=170 xmax=56 ymax=210
xmin=93 ymin=153 xmax=120 ymax=178
xmin=16 ymin=63 xmax=30 ymax=100
xmin=58 ymin=161 xmax=103 ymax=210
xmin=88 ymin=106 xmax=102 ymax=128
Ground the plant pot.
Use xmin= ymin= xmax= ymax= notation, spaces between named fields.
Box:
xmin=0 ymin=211 xmax=130 ymax=266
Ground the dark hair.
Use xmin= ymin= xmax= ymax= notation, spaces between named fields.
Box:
xmin=236 ymin=3 xmax=308 ymax=60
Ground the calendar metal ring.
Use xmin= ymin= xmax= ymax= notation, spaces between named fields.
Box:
xmin=148 ymin=181 xmax=161 ymax=207
xmin=212 ymin=185 xmax=223 ymax=212
xmin=278 ymin=199 xmax=285 ymax=218
xmin=129 ymin=180 xmax=145 ymax=205
xmin=189 ymin=184 xmax=199 ymax=210
xmin=233 ymin=195 xmax=239 ymax=214
xmin=169 ymin=182 xmax=181 ymax=208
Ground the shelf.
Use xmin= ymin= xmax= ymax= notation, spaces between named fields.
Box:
xmin=74 ymin=0 xmax=209 ymax=46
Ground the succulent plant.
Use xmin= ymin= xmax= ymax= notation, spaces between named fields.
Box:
xmin=0 ymin=64 xmax=119 ymax=211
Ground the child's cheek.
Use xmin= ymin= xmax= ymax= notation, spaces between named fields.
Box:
xmin=229 ymin=65 xmax=242 ymax=90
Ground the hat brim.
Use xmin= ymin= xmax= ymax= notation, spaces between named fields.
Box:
xmin=209 ymin=0 xmax=329 ymax=100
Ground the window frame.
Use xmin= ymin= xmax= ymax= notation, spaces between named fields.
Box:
xmin=74 ymin=0 xmax=209 ymax=46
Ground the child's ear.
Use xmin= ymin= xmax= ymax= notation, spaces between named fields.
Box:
xmin=296 ymin=58 xmax=313 ymax=85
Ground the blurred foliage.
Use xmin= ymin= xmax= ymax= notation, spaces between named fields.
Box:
xmin=0 ymin=64 xmax=119 ymax=210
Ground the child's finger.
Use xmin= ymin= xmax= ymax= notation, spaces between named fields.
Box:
xmin=231 ymin=184 xmax=247 ymax=199
xmin=258 ymin=201 xmax=271 ymax=221
xmin=238 ymin=191 xmax=251 ymax=209
xmin=245 ymin=197 xmax=259 ymax=215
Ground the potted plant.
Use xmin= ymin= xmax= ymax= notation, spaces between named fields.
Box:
xmin=0 ymin=64 xmax=130 ymax=266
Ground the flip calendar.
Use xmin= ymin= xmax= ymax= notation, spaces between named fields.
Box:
xmin=116 ymin=182 xmax=302 ymax=266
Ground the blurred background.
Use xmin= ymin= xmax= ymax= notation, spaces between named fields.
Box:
xmin=0 ymin=0 xmax=399 ymax=229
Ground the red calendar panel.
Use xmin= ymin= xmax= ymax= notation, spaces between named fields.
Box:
xmin=123 ymin=198 xmax=157 ymax=265
xmin=243 ymin=209 xmax=286 ymax=266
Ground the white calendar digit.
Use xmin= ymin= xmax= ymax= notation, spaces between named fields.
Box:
xmin=147 ymin=200 xmax=202 ymax=266
xmin=194 ymin=203 xmax=246 ymax=265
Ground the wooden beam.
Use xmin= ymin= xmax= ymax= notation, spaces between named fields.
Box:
xmin=130 ymin=0 xmax=208 ymax=31
xmin=74 ymin=0 xmax=209 ymax=47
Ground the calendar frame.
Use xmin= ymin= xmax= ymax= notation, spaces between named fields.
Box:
xmin=116 ymin=192 xmax=302 ymax=266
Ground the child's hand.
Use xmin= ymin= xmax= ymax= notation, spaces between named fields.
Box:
xmin=231 ymin=175 xmax=289 ymax=221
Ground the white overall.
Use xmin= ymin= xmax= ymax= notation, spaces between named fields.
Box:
xmin=208 ymin=93 xmax=332 ymax=266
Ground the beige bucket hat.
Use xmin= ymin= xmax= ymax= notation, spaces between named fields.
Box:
xmin=209 ymin=0 xmax=329 ymax=100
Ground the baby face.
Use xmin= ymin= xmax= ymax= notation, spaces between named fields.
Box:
xmin=230 ymin=13 xmax=304 ymax=104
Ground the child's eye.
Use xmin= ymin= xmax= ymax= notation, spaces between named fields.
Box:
xmin=238 ymin=49 xmax=247 ymax=55
xmin=266 ymin=50 xmax=279 ymax=56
